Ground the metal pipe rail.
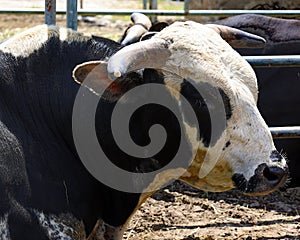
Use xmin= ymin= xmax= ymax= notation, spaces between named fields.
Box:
xmin=67 ymin=0 xmax=77 ymax=30
xmin=245 ymin=56 xmax=300 ymax=67
xmin=2 ymin=9 xmax=300 ymax=17
xmin=244 ymin=57 xmax=300 ymax=139
xmin=270 ymin=127 xmax=300 ymax=139
xmin=45 ymin=0 xmax=56 ymax=25
xmin=3 ymin=1 xmax=300 ymax=140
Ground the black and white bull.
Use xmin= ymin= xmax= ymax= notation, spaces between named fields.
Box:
xmin=216 ymin=14 xmax=300 ymax=186
xmin=124 ymin=13 xmax=300 ymax=187
xmin=0 ymin=22 xmax=288 ymax=239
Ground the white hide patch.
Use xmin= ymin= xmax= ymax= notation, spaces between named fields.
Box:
xmin=0 ymin=25 xmax=91 ymax=58
xmin=0 ymin=214 xmax=10 ymax=240
xmin=152 ymin=21 xmax=258 ymax=102
xmin=33 ymin=210 xmax=85 ymax=240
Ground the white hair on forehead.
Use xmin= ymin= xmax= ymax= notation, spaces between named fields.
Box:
xmin=152 ymin=21 xmax=258 ymax=102
xmin=0 ymin=25 xmax=92 ymax=58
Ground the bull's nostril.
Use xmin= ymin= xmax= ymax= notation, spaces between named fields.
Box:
xmin=263 ymin=166 xmax=284 ymax=183
xmin=240 ymin=164 xmax=288 ymax=195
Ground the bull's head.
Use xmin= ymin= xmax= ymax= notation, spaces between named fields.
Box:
xmin=73 ymin=21 xmax=288 ymax=196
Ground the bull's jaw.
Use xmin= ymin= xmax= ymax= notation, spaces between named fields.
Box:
xmin=179 ymin=148 xmax=235 ymax=192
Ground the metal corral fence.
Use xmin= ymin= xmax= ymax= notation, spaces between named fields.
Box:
xmin=1 ymin=0 xmax=300 ymax=139
xmin=3 ymin=0 xmax=300 ymax=29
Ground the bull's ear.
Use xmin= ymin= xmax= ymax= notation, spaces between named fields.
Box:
xmin=140 ymin=32 xmax=158 ymax=41
xmin=140 ymin=22 xmax=168 ymax=41
xmin=72 ymin=61 xmax=141 ymax=101
xmin=73 ymin=61 xmax=111 ymax=94
xmin=149 ymin=22 xmax=169 ymax=32
xmin=206 ymin=24 xmax=266 ymax=48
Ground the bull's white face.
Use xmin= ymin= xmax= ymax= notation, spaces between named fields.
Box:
xmin=154 ymin=22 xmax=288 ymax=194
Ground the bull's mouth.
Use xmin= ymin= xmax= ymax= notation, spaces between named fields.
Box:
xmin=232 ymin=163 xmax=289 ymax=196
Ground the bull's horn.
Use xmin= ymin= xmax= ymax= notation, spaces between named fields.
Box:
xmin=206 ymin=24 xmax=266 ymax=48
xmin=120 ymin=13 xmax=152 ymax=46
xmin=120 ymin=25 xmax=149 ymax=46
xmin=131 ymin=12 xmax=152 ymax=30
xmin=107 ymin=39 xmax=171 ymax=80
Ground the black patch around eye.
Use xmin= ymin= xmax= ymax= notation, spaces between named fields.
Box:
xmin=180 ymin=79 xmax=232 ymax=147
xmin=218 ymin=88 xmax=232 ymax=120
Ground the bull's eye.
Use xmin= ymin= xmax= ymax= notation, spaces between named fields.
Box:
xmin=218 ymin=88 xmax=232 ymax=120
xmin=180 ymin=79 xmax=231 ymax=147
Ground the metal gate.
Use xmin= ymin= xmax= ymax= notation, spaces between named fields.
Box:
xmin=1 ymin=0 xmax=300 ymax=139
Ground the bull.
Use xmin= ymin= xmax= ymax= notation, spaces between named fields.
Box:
xmin=0 ymin=21 xmax=288 ymax=239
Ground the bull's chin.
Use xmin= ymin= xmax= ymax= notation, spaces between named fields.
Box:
xmin=189 ymin=182 xmax=234 ymax=192
xmin=243 ymin=189 xmax=277 ymax=197
xmin=179 ymin=175 xmax=235 ymax=192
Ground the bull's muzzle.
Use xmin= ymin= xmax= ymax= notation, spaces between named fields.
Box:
xmin=232 ymin=163 xmax=289 ymax=196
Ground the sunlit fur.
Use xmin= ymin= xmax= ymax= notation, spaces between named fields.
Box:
xmin=0 ymin=25 xmax=91 ymax=58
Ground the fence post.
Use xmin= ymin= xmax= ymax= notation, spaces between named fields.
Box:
xmin=184 ymin=0 xmax=191 ymax=14
xmin=45 ymin=0 xmax=56 ymax=25
xmin=149 ymin=0 xmax=157 ymax=22
xmin=143 ymin=0 xmax=147 ymax=9
xmin=67 ymin=0 xmax=78 ymax=30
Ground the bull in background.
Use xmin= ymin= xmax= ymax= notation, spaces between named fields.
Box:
xmin=188 ymin=0 xmax=300 ymax=11
xmin=186 ymin=0 xmax=300 ymax=23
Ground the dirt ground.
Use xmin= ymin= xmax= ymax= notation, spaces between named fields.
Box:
xmin=126 ymin=181 xmax=300 ymax=240
xmin=0 ymin=9 xmax=299 ymax=240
